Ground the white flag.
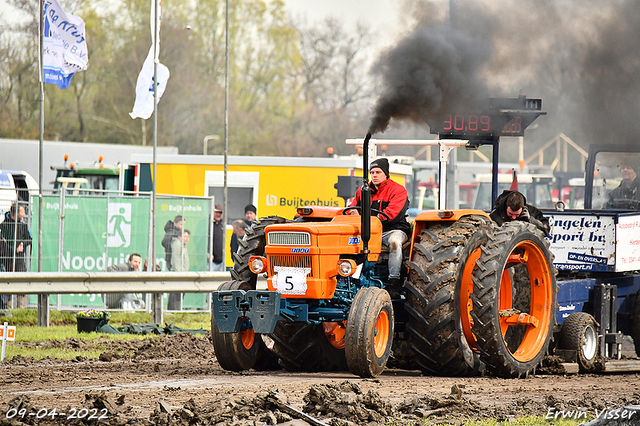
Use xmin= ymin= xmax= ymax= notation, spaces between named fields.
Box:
xmin=129 ymin=46 xmax=170 ymax=120
xmin=43 ymin=0 xmax=89 ymax=89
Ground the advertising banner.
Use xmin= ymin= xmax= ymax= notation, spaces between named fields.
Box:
xmin=29 ymin=195 xmax=212 ymax=309
xmin=547 ymin=213 xmax=616 ymax=272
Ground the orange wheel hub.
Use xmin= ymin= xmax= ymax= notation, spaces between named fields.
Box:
xmin=323 ymin=321 xmax=346 ymax=349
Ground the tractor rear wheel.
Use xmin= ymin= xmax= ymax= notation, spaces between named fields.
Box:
xmin=231 ymin=216 xmax=289 ymax=288
xmin=345 ymin=287 xmax=394 ymax=377
xmin=404 ymin=215 xmax=491 ymax=376
xmin=471 ymin=221 xmax=557 ymax=378
xmin=269 ymin=322 xmax=348 ymax=371
xmin=559 ymin=312 xmax=599 ymax=372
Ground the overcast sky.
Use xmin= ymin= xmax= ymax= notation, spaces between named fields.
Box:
xmin=284 ymin=0 xmax=400 ymax=47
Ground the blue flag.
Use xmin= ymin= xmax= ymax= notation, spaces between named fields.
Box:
xmin=43 ymin=0 xmax=89 ymax=89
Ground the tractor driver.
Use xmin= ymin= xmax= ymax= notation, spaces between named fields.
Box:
xmin=606 ymin=163 xmax=640 ymax=209
xmin=347 ymin=158 xmax=411 ymax=285
xmin=490 ymin=190 xmax=550 ymax=236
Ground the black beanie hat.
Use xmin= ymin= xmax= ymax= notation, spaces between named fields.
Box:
xmin=370 ymin=158 xmax=390 ymax=178
xmin=244 ymin=204 xmax=257 ymax=214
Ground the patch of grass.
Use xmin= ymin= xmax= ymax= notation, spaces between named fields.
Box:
xmin=2 ymin=309 xmax=210 ymax=331
xmin=0 ymin=308 xmax=211 ymax=361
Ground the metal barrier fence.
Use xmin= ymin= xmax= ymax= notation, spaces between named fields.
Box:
xmin=0 ymin=188 xmax=217 ymax=312
xmin=0 ymin=272 xmax=234 ymax=326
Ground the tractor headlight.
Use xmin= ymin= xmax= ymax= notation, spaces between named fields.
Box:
xmin=337 ymin=259 xmax=357 ymax=277
xmin=249 ymin=256 xmax=267 ymax=274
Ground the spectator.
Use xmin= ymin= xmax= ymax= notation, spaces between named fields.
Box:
xmin=490 ymin=190 xmax=550 ymax=236
xmin=0 ymin=202 xmax=32 ymax=309
xmin=161 ymin=215 xmax=183 ymax=270
xmin=244 ymin=204 xmax=257 ymax=224
xmin=104 ymin=253 xmax=144 ymax=310
xmin=210 ymin=205 xmax=225 ymax=271
xmin=230 ymin=205 xmax=255 ymax=259
xmin=606 ymin=163 xmax=640 ymax=209
xmin=169 ymin=229 xmax=190 ymax=310
xmin=230 ymin=220 xmax=247 ymax=258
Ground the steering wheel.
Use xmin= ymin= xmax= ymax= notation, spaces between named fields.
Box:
xmin=342 ymin=206 xmax=390 ymax=221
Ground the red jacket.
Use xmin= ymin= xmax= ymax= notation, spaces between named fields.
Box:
xmin=349 ymin=178 xmax=411 ymax=235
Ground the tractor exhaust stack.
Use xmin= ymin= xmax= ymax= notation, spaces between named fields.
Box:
xmin=361 ymin=133 xmax=372 ymax=255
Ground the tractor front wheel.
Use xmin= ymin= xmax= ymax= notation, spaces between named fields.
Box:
xmin=210 ymin=281 xmax=278 ymax=371
xmin=559 ymin=312 xmax=599 ymax=372
xmin=345 ymin=287 xmax=394 ymax=378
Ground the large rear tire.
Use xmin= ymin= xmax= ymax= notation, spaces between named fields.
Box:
xmin=404 ymin=215 xmax=491 ymax=376
xmin=471 ymin=221 xmax=557 ymax=378
xmin=231 ymin=216 xmax=289 ymax=288
xmin=269 ymin=322 xmax=348 ymax=371
xmin=345 ymin=287 xmax=394 ymax=378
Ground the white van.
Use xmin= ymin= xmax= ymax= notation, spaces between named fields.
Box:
xmin=0 ymin=170 xmax=39 ymax=215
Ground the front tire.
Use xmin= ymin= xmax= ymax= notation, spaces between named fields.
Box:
xmin=345 ymin=287 xmax=394 ymax=378
xmin=559 ymin=312 xmax=599 ymax=372
xmin=210 ymin=281 xmax=259 ymax=371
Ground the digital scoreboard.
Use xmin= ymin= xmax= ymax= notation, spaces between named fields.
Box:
xmin=427 ymin=96 xmax=546 ymax=139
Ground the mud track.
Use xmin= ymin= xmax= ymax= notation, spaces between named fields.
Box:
xmin=0 ymin=333 xmax=638 ymax=425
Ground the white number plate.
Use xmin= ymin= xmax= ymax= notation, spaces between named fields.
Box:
xmin=273 ymin=266 xmax=311 ymax=295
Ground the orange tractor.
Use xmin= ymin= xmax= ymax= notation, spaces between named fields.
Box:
xmin=211 ymin=96 xmax=555 ymax=378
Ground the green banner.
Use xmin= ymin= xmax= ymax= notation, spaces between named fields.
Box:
xmin=28 ymin=195 xmax=212 ymax=309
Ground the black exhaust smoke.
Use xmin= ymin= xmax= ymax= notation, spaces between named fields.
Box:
xmin=367 ymin=21 xmax=491 ymax=135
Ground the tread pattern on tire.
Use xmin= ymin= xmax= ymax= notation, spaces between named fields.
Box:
xmin=344 ymin=286 xmax=394 ymax=377
xmin=269 ymin=322 xmax=347 ymax=372
xmin=470 ymin=221 xmax=557 ymax=378
xmin=211 ymin=281 xmax=258 ymax=371
xmin=559 ymin=312 xmax=599 ymax=372
xmin=404 ymin=215 xmax=491 ymax=376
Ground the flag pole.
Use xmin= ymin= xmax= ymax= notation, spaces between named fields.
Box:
xmin=151 ymin=0 xmax=160 ymax=323
xmin=37 ymin=0 xmax=49 ymax=327
xmin=223 ymin=0 xmax=229 ymax=256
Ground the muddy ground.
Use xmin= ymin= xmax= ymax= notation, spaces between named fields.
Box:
xmin=0 ymin=333 xmax=639 ymax=425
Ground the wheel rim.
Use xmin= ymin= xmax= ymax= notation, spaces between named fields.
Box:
xmin=461 ymin=249 xmax=513 ymax=348
xmin=323 ymin=321 xmax=346 ymax=349
xmin=374 ymin=310 xmax=390 ymax=358
xmin=240 ymin=321 xmax=255 ymax=350
xmin=582 ymin=324 xmax=597 ymax=361
xmin=460 ymin=248 xmax=481 ymax=348
xmin=498 ymin=241 xmax=553 ymax=363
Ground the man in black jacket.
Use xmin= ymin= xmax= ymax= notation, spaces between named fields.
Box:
xmin=606 ymin=163 xmax=640 ymax=209
xmin=210 ymin=206 xmax=225 ymax=271
xmin=0 ymin=203 xmax=32 ymax=309
xmin=490 ymin=190 xmax=550 ymax=236
xmin=161 ymin=215 xmax=183 ymax=270
xmin=0 ymin=203 xmax=32 ymax=273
